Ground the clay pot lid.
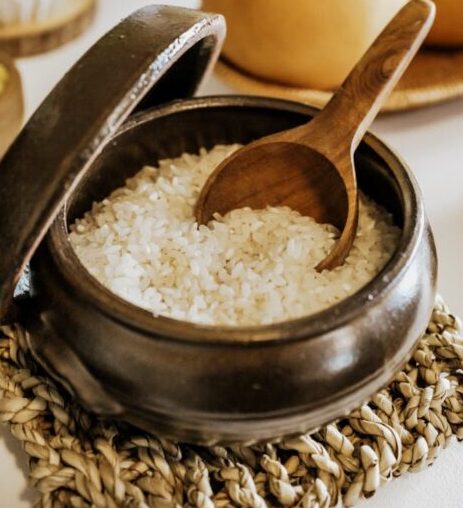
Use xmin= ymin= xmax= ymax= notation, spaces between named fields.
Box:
xmin=0 ymin=5 xmax=225 ymax=322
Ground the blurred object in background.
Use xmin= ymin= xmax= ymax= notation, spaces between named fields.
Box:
xmin=0 ymin=51 xmax=22 ymax=157
xmin=206 ymin=0 xmax=463 ymax=112
xmin=0 ymin=0 xmax=97 ymax=56
xmin=202 ymin=0 xmax=408 ymax=90
xmin=426 ymin=0 xmax=463 ymax=47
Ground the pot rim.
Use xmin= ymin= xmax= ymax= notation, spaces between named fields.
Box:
xmin=46 ymin=95 xmax=424 ymax=346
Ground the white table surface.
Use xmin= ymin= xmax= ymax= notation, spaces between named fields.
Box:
xmin=2 ymin=0 xmax=463 ymax=506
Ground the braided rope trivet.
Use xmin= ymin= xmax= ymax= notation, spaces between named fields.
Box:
xmin=0 ymin=296 xmax=462 ymax=508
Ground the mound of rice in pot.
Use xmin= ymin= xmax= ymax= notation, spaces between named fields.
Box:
xmin=69 ymin=144 xmax=400 ymax=327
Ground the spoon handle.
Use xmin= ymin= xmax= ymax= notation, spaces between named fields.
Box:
xmin=313 ymin=0 xmax=435 ymax=150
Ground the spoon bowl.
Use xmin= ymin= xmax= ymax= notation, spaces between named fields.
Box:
xmin=195 ymin=141 xmax=348 ymax=230
xmin=195 ymin=0 xmax=435 ymax=271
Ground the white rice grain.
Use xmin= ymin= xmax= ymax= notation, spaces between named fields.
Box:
xmin=69 ymin=145 xmax=400 ymax=326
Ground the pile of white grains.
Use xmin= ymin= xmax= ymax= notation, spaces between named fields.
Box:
xmin=70 ymin=144 xmax=401 ymax=326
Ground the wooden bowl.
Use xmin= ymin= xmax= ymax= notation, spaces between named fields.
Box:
xmin=202 ymin=0 xmax=408 ymax=90
xmin=0 ymin=51 xmax=23 ymax=157
xmin=426 ymin=0 xmax=463 ymax=47
xmin=0 ymin=0 xmax=97 ymax=57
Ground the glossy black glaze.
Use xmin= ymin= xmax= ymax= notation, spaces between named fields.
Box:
xmin=24 ymin=96 xmax=437 ymax=445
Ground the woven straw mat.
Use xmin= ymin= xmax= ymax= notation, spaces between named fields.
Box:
xmin=0 ymin=296 xmax=462 ymax=507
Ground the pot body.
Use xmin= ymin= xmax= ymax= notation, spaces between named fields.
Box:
xmin=21 ymin=96 xmax=436 ymax=445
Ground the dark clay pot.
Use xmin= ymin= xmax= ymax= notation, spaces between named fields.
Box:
xmin=0 ymin=6 xmax=436 ymax=445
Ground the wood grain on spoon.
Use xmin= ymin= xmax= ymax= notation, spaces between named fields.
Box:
xmin=195 ymin=0 xmax=435 ymax=271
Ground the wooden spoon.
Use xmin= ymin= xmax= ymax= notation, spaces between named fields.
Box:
xmin=195 ymin=0 xmax=435 ymax=271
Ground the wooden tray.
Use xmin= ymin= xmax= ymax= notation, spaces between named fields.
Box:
xmin=216 ymin=47 xmax=463 ymax=113
xmin=0 ymin=0 xmax=97 ymax=57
